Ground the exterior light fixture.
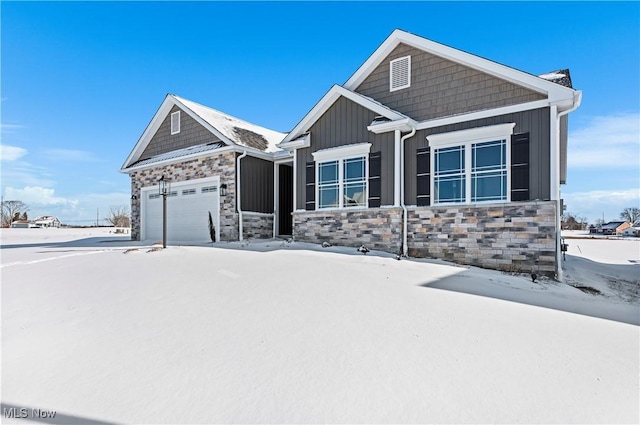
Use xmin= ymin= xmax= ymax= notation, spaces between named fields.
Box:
xmin=220 ymin=183 xmax=227 ymax=196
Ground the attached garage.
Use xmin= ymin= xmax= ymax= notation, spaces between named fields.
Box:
xmin=141 ymin=177 xmax=220 ymax=243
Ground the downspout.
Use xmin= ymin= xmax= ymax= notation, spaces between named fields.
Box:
xmin=554 ymin=90 xmax=583 ymax=280
xmin=273 ymin=162 xmax=277 ymax=238
xmin=236 ymin=150 xmax=248 ymax=241
xmin=400 ymin=127 xmax=416 ymax=256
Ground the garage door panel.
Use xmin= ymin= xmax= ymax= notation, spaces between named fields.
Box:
xmin=142 ymin=180 xmax=219 ymax=243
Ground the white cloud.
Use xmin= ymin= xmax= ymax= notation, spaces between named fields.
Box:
xmin=562 ymin=188 xmax=640 ymax=222
xmin=0 ymin=145 xmax=28 ymax=161
xmin=0 ymin=123 xmax=25 ymax=134
xmin=568 ymin=112 xmax=640 ymax=168
xmin=42 ymin=149 xmax=100 ymax=162
xmin=4 ymin=186 xmax=78 ymax=207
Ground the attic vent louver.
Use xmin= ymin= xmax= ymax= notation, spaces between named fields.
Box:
xmin=390 ymin=55 xmax=411 ymax=92
xmin=171 ymin=111 xmax=181 ymax=135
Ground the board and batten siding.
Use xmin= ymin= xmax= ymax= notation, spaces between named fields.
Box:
xmin=240 ymin=155 xmax=274 ymax=214
xmin=355 ymin=43 xmax=546 ymax=122
xmin=295 ymin=96 xmax=395 ymax=210
xmin=404 ymin=107 xmax=551 ymax=205
xmin=140 ymin=105 xmax=222 ymax=160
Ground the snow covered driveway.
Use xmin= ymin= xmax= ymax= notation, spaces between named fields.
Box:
xmin=2 ymin=229 xmax=638 ymax=424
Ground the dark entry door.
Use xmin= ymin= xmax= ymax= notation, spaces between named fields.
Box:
xmin=278 ymin=164 xmax=293 ymax=236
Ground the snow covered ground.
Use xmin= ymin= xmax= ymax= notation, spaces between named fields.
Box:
xmin=1 ymin=228 xmax=638 ymax=424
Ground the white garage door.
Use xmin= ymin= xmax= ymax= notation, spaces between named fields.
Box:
xmin=142 ymin=178 xmax=220 ymax=243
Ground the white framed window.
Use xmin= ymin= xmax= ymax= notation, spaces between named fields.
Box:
xmin=171 ymin=111 xmax=181 ymax=135
xmin=201 ymin=186 xmax=217 ymax=193
xmin=313 ymin=143 xmax=371 ymax=209
xmin=428 ymin=123 xmax=515 ymax=205
xmin=182 ymin=188 xmax=196 ymax=196
xmin=390 ymin=55 xmax=411 ymax=92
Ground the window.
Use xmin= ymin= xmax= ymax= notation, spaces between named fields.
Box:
xmin=201 ymin=186 xmax=217 ymax=193
xmin=471 ymin=140 xmax=507 ymax=202
xmin=313 ymin=143 xmax=371 ymax=209
xmin=434 ymin=146 xmax=465 ymax=203
xmin=171 ymin=111 xmax=181 ymax=135
xmin=390 ymin=55 xmax=411 ymax=91
xmin=182 ymin=188 xmax=196 ymax=196
xmin=428 ymin=123 xmax=515 ymax=205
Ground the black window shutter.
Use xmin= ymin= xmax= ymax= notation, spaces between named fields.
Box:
xmin=305 ymin=161 xmax=315 ymax=210
xmin=416 ymin=147 xmax=431 ymax=206
xmin=511 ymin=132 xmax=530 ymax=201
xmin=368 ymin=151 xmax=382 ymax=208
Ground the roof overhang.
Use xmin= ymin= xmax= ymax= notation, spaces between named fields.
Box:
xmin=277 ymin=133 xmax=310 ymax=151
xmin=367 ymin=117 xmax=416 ymax=134
xmin=120 ymin=144 xmax=292 ymax=174
xmin=344 ymin=29 xmax=577 ymax=105
xmin=280 ymin=85 xmax=409 ymax=145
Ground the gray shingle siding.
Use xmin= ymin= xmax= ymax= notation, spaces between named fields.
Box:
xmin=295 ymin=96 xmax=395 ymax=210
xmin=355 ymin=43 xmax=546 ymax=121
xmin=404 ymin=107 xmax=551 ymax=205
xmin=140 ymin=105 xmax=222 ymax=160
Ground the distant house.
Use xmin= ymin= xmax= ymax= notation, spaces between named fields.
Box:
xmin=34 ymin=216 xmax=61 ymax=228
xmin=622 ymin=227 xmax=640 ymax=237
xmin=11 ymin=220 xmax=36 ymax=228
xmin=601 ymin=221 xmax=631 ymax=235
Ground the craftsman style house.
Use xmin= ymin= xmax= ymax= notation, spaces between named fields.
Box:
xmin=122 ymin=29 xmax=581 ymax=277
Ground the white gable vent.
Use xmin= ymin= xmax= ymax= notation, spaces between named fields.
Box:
xmin=171 ymin=111 xmax=181 ymax=135
xmin=390 ymin=55 xmax=411 ymax=92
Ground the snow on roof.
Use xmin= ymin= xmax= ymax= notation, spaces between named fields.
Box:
xmin=538 ymin=69 xmax=573 ymax=88
xmin=132 ymin=142 xmax=226 ymax=168
xmin=173 ymin=95 xmax=287 ymax=153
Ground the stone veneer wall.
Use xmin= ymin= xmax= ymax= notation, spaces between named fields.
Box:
xmin=293 ymin=201 xmax=557 ymax=276
xmin=129 ymin=152 xmax=238 ymax=241
xmin=407 ymin=201 xmax=558 ymax=275
xmin=293 ymin=208 xmax=403 ymax=252
xmin=242 ymin=212 xmax=274 ymax=240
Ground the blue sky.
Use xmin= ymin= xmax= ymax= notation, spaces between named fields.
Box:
xmin=1 ymin=1 xmax=638 ymax=225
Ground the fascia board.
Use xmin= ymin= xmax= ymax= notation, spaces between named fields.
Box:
xmin=121 ymin=145 xmax=283 ymax=174
xmin=367 ymin=118 xmax=415 ymax=134
xmin=121 ymin=95 xmax=174 ymax=170
xmin=344 ymin=29 xmax=576 ymax=103
xmin=282 ymin=85 xmax=405 ymax=143
xmin=278 ymin=133 xmax=310 ymax=151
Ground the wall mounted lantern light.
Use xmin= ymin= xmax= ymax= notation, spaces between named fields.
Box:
xmin=220 ymin=183 xmax=227 ymax=197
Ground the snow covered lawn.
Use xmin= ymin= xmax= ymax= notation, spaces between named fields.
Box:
xmin=2 ymin=228 xmax=638 ymax=424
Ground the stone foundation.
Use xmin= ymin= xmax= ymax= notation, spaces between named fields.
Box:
xmin=242 ymin=212 xmax=274 ymax=239
xmin=293 ymin=201 xmax=558 ymax=276
xmin=293 ymin=208 xmax=403 ymax=252
xmin=408 ymin=201 xmax=557 ymax=275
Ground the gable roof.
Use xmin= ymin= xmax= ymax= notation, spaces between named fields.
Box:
xmin=279 ymin=85 xmax=414 ymax=146
xmin=121 ymin=94 xmax=287 ymax=170
xmin=344 ymin=29 xmax=577 ymax=108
